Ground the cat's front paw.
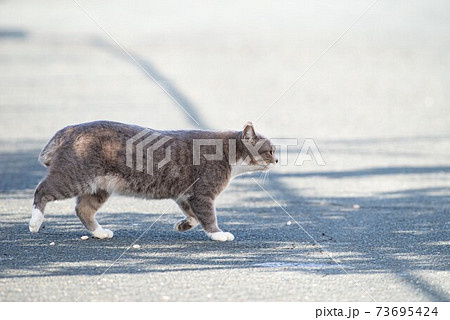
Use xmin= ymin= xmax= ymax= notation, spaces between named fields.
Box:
xmin=91 ymin=227 xmax=114 ymax=239
xmin=207 ymin=231 xmax=235 ymax=242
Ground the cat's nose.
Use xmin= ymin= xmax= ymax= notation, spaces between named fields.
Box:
xmin=275 ymin=158 xmax=279 ymax=164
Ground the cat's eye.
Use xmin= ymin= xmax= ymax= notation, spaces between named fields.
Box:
xmin=269 ymin=150 xmax=274 ymax=155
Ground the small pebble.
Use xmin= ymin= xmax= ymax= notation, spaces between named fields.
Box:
xmin=132 ymin=244 xmax=141 ymax=249
xmin=353 ymin=204 xmax=360 ymax=209
xmin=81 ymin=236 xmax=89 ymax=240
xmin=49 ymin=242 xmax=55 ymax=246
xmin=286 ymin=221 xmax=292 ymax=226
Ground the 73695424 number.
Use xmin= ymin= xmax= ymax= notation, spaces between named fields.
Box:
xmin=376 ymin=307 xmax=438 ymax=317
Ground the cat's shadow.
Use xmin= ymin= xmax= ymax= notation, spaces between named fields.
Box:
xmin=1 ymin=208 xmax=345 ymax=278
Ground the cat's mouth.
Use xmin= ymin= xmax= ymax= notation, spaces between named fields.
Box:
xmin=263 ymin=163 xmax=274 ymax=171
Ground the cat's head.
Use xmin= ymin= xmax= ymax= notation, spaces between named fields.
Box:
xmin=236 ymin=121 xmax=278 ymax=172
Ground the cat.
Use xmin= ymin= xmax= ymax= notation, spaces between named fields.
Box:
xmin=29 ymin=120 xmax=277 ymax=241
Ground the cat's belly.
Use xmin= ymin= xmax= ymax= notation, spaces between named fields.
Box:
xmin=91 ymin=175 xmax=184 ymax=200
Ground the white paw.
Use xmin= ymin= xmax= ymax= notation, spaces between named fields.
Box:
xmin=91 ymin=227 xmax=114 ymax=239
xmin=29 ymin=207 xmax=44 ymax=233
xmin=207 ymin=231 xmax=235 ymax=242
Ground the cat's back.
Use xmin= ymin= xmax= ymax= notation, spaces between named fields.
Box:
xmin=39 ymin=121 xmax=151 ymax=166
xmin=53 ymin=121 xmax=232 ymax=143
xmin=59 ymin=120 xmax=150 ymax=140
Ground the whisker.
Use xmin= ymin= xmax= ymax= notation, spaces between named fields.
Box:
xmin=258 ymin=171 xmax=265 ymax=180
xmin=262 ymin=170 xmax=268 ymax=185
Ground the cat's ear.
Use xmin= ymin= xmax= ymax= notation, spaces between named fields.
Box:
xmin=242 ymin=121 xmax=257 ymax=144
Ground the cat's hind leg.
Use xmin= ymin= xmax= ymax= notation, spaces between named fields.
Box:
xmin=75 ymin=190 xmax=112 ymax=239
xmin=30 ymin=175 xmax=79 ymax=233
xmin=174 ymin=198 xmax=199 ymax=232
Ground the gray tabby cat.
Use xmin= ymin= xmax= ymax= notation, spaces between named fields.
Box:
xmin=29 ymin=120 xmax=277 ymax=241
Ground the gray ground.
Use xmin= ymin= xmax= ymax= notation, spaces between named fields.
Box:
xmin=0 ymin=0 xmax=449 ymax=301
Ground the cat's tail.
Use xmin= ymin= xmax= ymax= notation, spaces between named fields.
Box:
xmin=38 ymin=126 xmax=73 ymax=167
